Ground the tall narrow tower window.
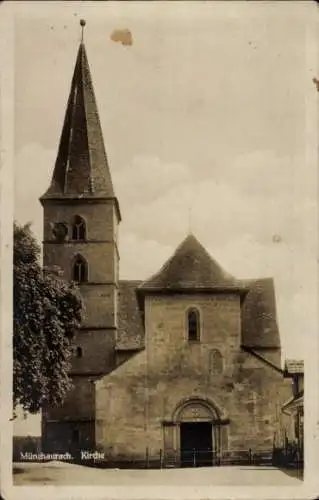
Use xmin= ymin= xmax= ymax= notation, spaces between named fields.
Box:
xmin=73 ymin=255 xmax=88 ymax=283
xmin=187 ymin=308 xmax=200 ymax=342
xmin=72 ymin=216 xmax=86 ymax=241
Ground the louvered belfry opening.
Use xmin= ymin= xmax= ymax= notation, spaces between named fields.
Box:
xmin=73 ymin=255 xmax=88 ymax=283
xmin=72 ymin=215 xmax=86 ymax=241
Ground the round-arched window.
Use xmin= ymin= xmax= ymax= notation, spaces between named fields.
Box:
xmin=187 ymin=308 xmax=200 ymax=342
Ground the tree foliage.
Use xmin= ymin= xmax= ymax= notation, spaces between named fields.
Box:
xmin=13 ymin=222 xmax=84 ymax=414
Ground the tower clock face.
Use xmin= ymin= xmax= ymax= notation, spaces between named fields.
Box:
xmin=52 ymin=222 xmax=68 ymax=242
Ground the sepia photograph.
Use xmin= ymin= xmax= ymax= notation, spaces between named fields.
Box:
xmin=1 ymin=0 xmax=318 ymax=498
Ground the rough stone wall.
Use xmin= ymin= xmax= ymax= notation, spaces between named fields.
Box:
xmin=76 ymin=286 xmax=118 ymax=328
xmin=46 ymin=376 xmax=96 ymax=421
xmin=95 ymin=351 xmax=147 ymax=460
xmin=43 ymin=243 xmax=116 ymax=283
xmin=43 ymin=421 xmax=95 ymax=454
xmin=43 ymin=375 xmax=97 ymax=453
xmin=95 ymin=293 xmax=292 ymax=462
xmin=43 ymin=201 xmax=117 ymax=242
xmin=71 ymin=329 xmax=116 ymax=374
xmin=42 ymin=201 xmax=119 ymax=330
xmin=42 ymin=199 xmax=119 ymax=451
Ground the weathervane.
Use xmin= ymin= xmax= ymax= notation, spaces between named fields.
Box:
xmin=80 ymin=19 xmax=86 ymax=43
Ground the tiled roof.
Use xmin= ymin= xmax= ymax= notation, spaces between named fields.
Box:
xmin=41 ymin=42 xmax=118 ymax=208
xmin=282 ymin=390 xmax=304 ymax=413
xmin=241 ymin=278 xmax=281 ymax=348
xmin=139 ymin=234 xmax=246 ymax=292
xmin=116 ymin=241 xmax=281 ymax=350
xmin=116 ymin=280 xmax=144 ymax=350
xmin=284 ymin=359 xmax=304 ymax=375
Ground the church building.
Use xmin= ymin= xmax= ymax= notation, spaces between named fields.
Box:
xmin=40 ymin=28 xmax=291 ymax=466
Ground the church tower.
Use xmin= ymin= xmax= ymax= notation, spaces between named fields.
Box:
xmin=40 ymin=21 xmax=121 ymax=453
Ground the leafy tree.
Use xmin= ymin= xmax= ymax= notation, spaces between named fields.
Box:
xmin=13 ymin=222 xmax=84 ymax=414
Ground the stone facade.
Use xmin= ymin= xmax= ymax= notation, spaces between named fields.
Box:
xmin=95 ymin=293 xmax=291 ymax=464
xmin=40 ymin=38 xmax=292 ymax=465
xmin=41 ymin=200 xmax=119 ymax=452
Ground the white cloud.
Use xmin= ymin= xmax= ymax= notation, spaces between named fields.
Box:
xmin=113 ymin=155 xmax=191 ymax=206
xmin=119 ymin=232 xmax=173 ymax=281
xmin=14 ymin=146 xmax=317 ymax=358
xmin=115 ymin=153 xmax=317 ymax=358
xmin=116 ymin=151 xmax=317 ymax=252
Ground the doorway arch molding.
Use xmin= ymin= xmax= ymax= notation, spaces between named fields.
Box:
xmin=172 ymin=396 xmax=228 ymax=423
xmin=162 ymin=396 xmax=229 ymax=466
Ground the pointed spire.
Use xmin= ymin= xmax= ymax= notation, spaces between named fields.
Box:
xmin=41 ymin=21 xmax=120 ymax=218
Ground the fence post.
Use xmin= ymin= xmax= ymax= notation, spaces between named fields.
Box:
xmin=193 ymin=448 xmax=196 ymax=467
xmin=160 ymin=449 xmax=163 ymax=469
xmin=146 ymin=447 xmax=149 ymax=469
xmin=249 ymin=448 xmax=252 ymax=465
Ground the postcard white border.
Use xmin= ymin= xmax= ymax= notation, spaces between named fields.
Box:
xmin=1 ymin=1 xmax=318 ymax=499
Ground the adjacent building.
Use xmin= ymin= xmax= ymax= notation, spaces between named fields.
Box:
xmin=282 ymin=359 xmax=304 ymax=451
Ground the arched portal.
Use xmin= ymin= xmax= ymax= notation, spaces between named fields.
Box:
xmin=163 ymin=397 xmax=228 ymax=468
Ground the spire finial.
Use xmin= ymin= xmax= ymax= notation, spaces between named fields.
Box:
xmin=80 ymin=19 xmax=86 ymax=43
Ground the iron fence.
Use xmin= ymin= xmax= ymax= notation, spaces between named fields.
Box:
xmin=162 ymin=448 xmax=273 ymax=468
xmin=14 ymin=443 xmax=303 ymax=471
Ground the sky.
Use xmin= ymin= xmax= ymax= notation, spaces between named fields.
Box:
xmin=13 ymin=1 xmax=318 ymax=359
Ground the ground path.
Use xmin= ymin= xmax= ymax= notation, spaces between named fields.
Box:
xmin=13 ymin=461 xmax=303 ymax=486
